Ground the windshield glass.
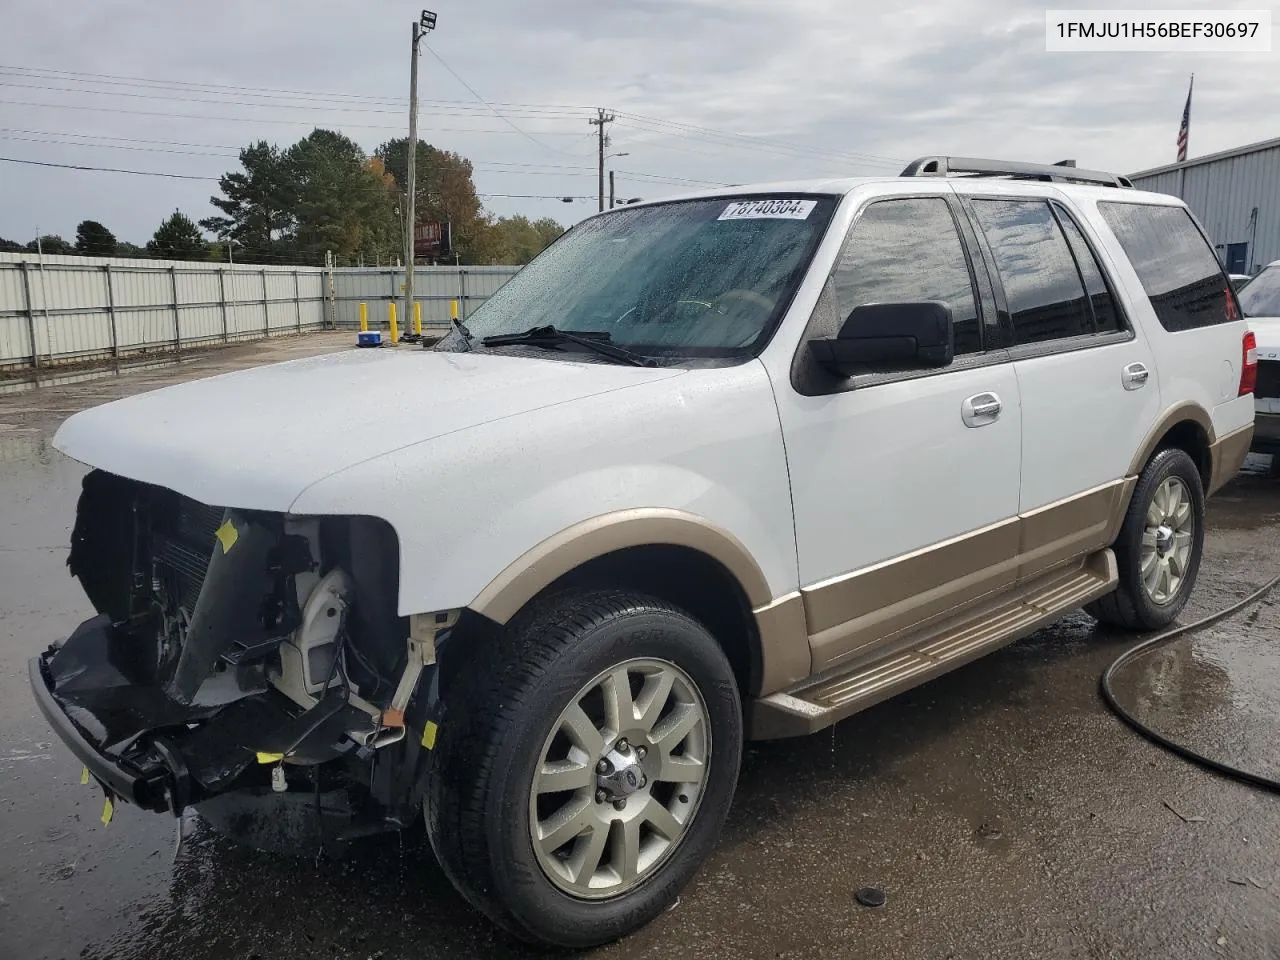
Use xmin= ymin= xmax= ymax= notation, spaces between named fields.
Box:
xmin=1238 ymin=265 xmax=1280 ymax=317
xmin=447 ymin=195 xmax=837 ymax=360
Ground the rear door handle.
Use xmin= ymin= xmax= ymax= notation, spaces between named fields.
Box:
xmin=962 ymin=392 xmax=1002 ymax=427
xmin=1122 ymin=362 xmax=1149 ymax=391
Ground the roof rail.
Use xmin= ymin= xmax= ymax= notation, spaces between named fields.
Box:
xmin=901 ymin=156 xmax=1134 ymax=188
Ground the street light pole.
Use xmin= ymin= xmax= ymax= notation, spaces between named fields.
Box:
xmin=404 ymin=10 xmax=436 ymax=343
xmin=605 ymin=153 xmax=627 ymax=211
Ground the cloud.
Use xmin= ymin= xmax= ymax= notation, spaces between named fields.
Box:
xmin=0 ymin=0 xmax=1272 ymax=245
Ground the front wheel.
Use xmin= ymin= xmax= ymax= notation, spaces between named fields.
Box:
xmin=1088 ymin=447 xmax=1205 ymax=630
xmin=425 ymin=589 xmax=742 ymax=948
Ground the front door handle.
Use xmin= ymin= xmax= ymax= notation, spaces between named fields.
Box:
xmin=962 ymin=392 xmax=1002 ymax=428
xmin=1122 ymin=362 xmax=1150 ymax=391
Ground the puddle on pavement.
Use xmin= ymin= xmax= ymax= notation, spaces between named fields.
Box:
xmin=1106 ymin=597 xmax=1280 ymax=781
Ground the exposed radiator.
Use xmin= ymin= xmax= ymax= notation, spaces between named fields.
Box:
xmin=153 ymin=496 xmax=225 ymax=616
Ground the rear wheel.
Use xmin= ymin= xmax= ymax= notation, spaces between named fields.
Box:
xmin=425 ymin=589 xmax=742 ymax=948
xmin=1088 ymin=447 xmax=1204 ymax=630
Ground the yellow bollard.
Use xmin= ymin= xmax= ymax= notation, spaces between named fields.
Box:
xmin=358 ymin=302 xmax=368 ymax=332
xmin=388 ymin=302 xmax=400 ymax=344
xmin=413 ymin=301 xmax=423 ymax=336
xmin=451 ymin=298 xmax=459 ymax=321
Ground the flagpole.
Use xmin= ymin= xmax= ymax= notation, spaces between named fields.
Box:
xmin=1187 ymin=73 xmax=1193 ymax=159
xmin=1176 ymin=73 xmax=1193 ymax=198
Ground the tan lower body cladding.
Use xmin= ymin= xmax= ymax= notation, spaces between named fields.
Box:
xmin=748 ymin=549 xmax=1118 ymax=738
xmin=793 ymin=478 xmax=1133 ymax=676
xmin=1207 ymin=424 xmax=1253 ymax=496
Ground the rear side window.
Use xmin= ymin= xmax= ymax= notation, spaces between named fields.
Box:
xmin=1097 ymin=202 xmax=1234 ymax=331
xmin=1052 ymin=204 xmax=1122 ymax=334
xmin=971 ymin=199 xmax=1091 ymax=344
xmin=829 ymin=197 xmax=982 ymax=354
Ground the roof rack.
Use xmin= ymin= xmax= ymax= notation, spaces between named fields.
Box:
xmin=900 ymin=156 xmax=1134 ymax=188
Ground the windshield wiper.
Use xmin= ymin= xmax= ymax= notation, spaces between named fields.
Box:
xmin=480 ymin=325 xmax=656 ymax=367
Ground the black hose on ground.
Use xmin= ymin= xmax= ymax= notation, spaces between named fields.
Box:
xmin=1100 ymin=573 xmax=1280 ymax=793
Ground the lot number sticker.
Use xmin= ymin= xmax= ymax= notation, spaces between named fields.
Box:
xmin=718 ymin=199 xmax=816 ymax=221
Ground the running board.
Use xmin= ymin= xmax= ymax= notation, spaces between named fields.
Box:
xmin=747 ymin=550 xmax=1117 ymax=739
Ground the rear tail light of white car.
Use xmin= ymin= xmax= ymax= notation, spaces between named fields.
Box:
xmin=1240 ymin=330 xmax=1258 ymax=396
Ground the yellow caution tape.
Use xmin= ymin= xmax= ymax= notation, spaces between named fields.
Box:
xmin=80 ymin=766 xmax=90 ymax=785
xmin=214 ymin=519 xmax=239 ymax=554
xmin=421 ymin=721 xmax=438 ymax=750
xmin=255 ymin=752 xmax=284 ymax=764
xmin=101 ymin=796 xmax=114 ymax=825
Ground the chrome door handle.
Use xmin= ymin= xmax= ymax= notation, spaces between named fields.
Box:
xmin=1122 ymin=362 xmax=1149 ymax=391
xmin=962 ymin=392 xmax=1002 ymax=427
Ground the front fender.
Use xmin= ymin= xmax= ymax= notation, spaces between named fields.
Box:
xmin=289 ymin=362 xmax=798 ymax=619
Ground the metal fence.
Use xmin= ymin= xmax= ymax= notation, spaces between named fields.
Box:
xmin=332 ymin=266 xmax=518 ymax=327
xmin=0 ymin=254 xmax=520 ymax=376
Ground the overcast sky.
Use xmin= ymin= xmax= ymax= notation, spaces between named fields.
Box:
xmin=0 ymin=0 xmax=1273 ymax=247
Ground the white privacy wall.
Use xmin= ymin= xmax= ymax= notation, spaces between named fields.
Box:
xmin=0 ymin=254 xmax=519 ymax=371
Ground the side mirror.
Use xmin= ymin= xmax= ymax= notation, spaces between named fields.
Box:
xmin=807 ymin=301 xmax=954 ymax=378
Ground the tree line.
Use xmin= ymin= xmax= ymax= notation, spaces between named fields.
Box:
xmin=0 ymin=130 xmax=566 ymax=267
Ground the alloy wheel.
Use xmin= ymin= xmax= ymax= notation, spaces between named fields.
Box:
xmin=1141 ymin=475 xmax=1195 ymax=605
xmin=528 ymin=657 xmax=711 ymax=899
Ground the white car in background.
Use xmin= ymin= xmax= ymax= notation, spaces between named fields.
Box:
xmin=1237 ymin=261 xmax=1280 ymax=459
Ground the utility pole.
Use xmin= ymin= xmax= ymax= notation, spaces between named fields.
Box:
xmin=404 ymin=10 xmax=437 ymax=341
xmin=609 ymin=170 xmax=615 ymax=209
xmin=589 ymin=108 xmax=615 ymax=212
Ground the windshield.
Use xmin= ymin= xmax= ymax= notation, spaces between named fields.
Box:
xmin=444 ymin=195 xmax=837 ymax=360
xmin=1238 ymin=265 xmax=1280 ymax=318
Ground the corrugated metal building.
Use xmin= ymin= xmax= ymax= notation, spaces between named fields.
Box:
xmin=1128 ymin=136 xmax=1280 ymax=276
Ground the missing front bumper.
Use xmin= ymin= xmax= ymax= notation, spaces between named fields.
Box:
xmin=30 ymin=614 xmax=372 ymax=815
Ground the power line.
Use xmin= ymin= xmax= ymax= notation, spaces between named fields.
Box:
xmin=0 ymin=128 xmax=246 ymax=150
xmin=0 ymin=64 xmax=904 ymax=170
xmin=0 ymin=133 xmax=605 ymax=177
xmin=0 ymin=155 xmax=217 ymax=179
xmin=0 ymin=155 xmax=596 ymax=201
xmin=0 ymin=98 xmax=589 ymax=135
xmin=614 ymin=168 xmax=730 ymax=187
xmin=0 ymin=130 xmax=734 ymax=187
xmin=0 ymin=134 xmax=239 ymax=158
xmin=419 ymin=44 xmax=576 ymax=156
xmin=0 ymin=80 xmax=593 ymax=122
xmin=0 ymin=63 xmax=594 ymax=112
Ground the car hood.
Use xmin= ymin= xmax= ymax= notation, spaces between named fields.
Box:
xmin=53 ymin=348 xmax=684 ymax=511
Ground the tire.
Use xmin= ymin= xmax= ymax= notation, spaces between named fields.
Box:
xmin=424 ymin=588 xmax=742 ymax=948
xmin=1087 ymin=447 xmax=1205 ymax=630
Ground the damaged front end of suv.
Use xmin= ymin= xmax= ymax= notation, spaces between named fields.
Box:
xmin=30 ymin=469 xmax=457 ymax=848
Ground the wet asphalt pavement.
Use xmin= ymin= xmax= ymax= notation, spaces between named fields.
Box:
xmin=2 ymin=338 xmax=1280 ymax=959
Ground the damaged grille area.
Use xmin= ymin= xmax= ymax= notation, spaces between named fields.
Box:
xmin=153 ymin=498 xmax=223 ymax=616
xmin=50 ymin=469 xmax=414 ymax=820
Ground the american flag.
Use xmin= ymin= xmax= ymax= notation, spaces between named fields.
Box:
xmin=1176 ymin=75 xmax=1193 ymax=163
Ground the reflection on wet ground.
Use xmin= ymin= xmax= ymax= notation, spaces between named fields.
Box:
xmin=1110 ymin=600 xmax=1280 ymax=782
xmin=2 ymin=345 xmax=1279 ymax=958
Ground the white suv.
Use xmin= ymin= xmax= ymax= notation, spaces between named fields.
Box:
xmin=31 ymin=156 xmax=1255 ymax=948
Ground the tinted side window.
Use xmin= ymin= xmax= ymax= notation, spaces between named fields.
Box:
xmin=1053 ymin=204 xmax=1121 ymax=333
xmin=971 ymin=199 xmax=1091 ymax=344
xmin=831 ymin=198 xmax=981 ymax=354
xmin=1097 ymin=202 xmax=1232 ymax=331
